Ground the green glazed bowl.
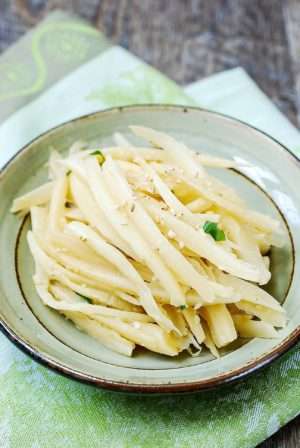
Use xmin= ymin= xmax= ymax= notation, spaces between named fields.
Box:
xmin=0 ymin=105 xmax=299 ymax=393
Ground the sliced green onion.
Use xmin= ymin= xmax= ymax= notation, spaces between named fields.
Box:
xmin=203 ymin=221 xmax=226 ymax=241
xmin=91 ymin=150 xmax=105 ymax=166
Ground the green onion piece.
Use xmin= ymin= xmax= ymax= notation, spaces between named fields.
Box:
xmin=91 ymin=150 xmax=105 ymax=166
xmin=179 ymin=304 xmax=187 ymax=310
xmin=203 ymin=221 xmax=226 ymax=241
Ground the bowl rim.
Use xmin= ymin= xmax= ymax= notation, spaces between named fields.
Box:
xmin=1 ymin=103 xmax=300 ymax=394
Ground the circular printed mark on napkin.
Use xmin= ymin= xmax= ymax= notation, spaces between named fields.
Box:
xmin=0 ymin=22 xmax=102 ymax=103
xmin=86 ymin=65 xmax=193 ymax=106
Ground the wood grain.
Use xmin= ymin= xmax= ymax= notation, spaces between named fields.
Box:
xmin=0 ymin=1 xmax=300 ymax=446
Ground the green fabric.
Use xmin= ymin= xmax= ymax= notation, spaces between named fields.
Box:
xmin=0 ymin=11 xmax=109 ymax=122
xmin=1 ymin=11 xmax=300 ymax=448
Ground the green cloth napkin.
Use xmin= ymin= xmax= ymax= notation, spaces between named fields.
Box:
xmin=1 ymin=11 xmax=300 ymax=448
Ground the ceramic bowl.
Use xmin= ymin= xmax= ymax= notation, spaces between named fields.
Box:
xmin=0 ymin=105 xmax=299 ymax=393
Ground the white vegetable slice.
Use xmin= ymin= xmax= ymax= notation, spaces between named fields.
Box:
xmin=183 ymin=308 xmax=205 ymax=344
xmin=11 ymin=182 xmax=53 ymax=214
xmin=29 ymin=233 xmax=135 ymax=311
xmin=93 ymin=316 xmax=189 ymax=357
xmin=236 ymin=300 xmax=286 ymax=327
xmin=147 ymin=283 xmax=201 ymax=307
xmin=117 ymin=292 xmax=140 ymax=306
xmin=105 ymin=146 xmax=166 ymax=162
xmin=64 ymin=206 xmax=86 ymax=222
xmin=186 ymin=197 xmax=212 ymax=213
xmin=201 ymin=304 xmax=237 ymax=348
xmin=67 ymin=314 xmax=135 ymax=356
xmin=50 ymin=283 xmax=135 ymax=356
xmin=131 ymin=126 xmax=206 ymax=179
xmin=163 ymin=306 xmax=188 ymax=336
xmin=222 ymin=215 xmax=270 ymax=284
xmin=202 ymin=321 xmax=219 ymax=358
xmin=215 ymin=270 xmax=283 ymax=311
xmin=50 ymin=231 xmax=109 ymax=266
xmin=48 ymin=176 xmax=68 ymax=233
xmin=55 ymin=275 xmax=138 ymax=312
xmin=30 ymin=205 xmax=47 ymax=237
xmin=28 ymin=231 xmax=136 ymax=293
xmin=66 ymin=221 xmax=147 ymax=292
xmin=70 ymin=174 xmax=135 ymax=258
xmin=33 ymin=273 xmax=152 ymax=322
xmin=47 ymin=251 xmax=136 ymax=293
xmin=233 ymin=315 xmax=278 ymax=339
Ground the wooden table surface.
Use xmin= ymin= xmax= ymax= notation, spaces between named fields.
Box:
xmin=1 ymin=1 xmax=300 ymax=446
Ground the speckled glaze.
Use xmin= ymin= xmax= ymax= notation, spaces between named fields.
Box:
xmin=0 ymin=105 xmax=300 ymax=393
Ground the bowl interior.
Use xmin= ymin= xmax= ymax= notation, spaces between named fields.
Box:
xmin=0 ymin=105 xmax=300 ymax=391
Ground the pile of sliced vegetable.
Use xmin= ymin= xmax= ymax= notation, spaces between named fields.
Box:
xmin=11 ymin=126 xmax=286 ymax=358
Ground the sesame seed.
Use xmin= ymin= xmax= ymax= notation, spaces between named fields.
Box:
xmin=167 ymin=230 xmax=176 ymax=239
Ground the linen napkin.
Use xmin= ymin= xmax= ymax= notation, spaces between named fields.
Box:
xmin=1 ymin=11 xmax=300 ymax=448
